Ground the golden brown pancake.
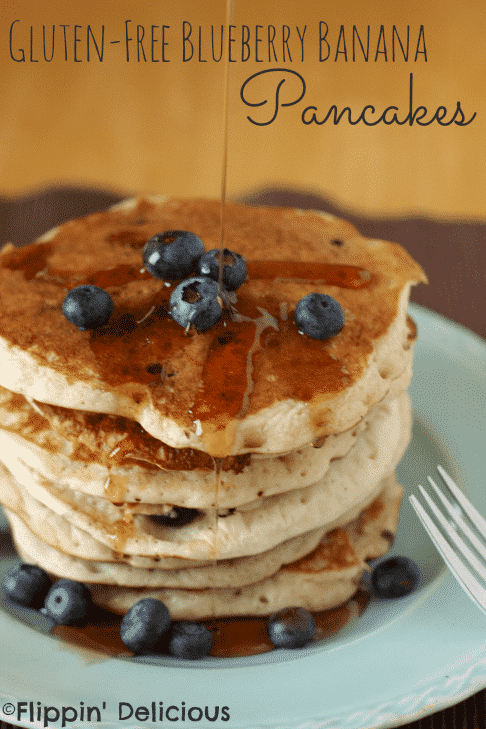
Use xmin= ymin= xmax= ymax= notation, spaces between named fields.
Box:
xmin=0 ymin=379 xmax=410 ymax=508
xmin=0 ymin=196 xmax=426 ymax=456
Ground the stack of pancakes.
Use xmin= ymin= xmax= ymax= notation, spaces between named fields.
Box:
xmin=0 ymin=197 xmax=426 ymax=620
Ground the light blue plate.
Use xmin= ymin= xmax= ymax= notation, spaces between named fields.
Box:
xmin=1 ymin=303 xmax=485 ymax=729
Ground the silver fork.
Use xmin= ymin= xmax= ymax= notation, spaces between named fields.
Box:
xmin=409 ymin=465 xmax=486 ymax=615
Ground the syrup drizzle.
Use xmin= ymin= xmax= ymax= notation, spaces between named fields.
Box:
xmin=214 ymin=0 xmax=235 ymax=560
xmin=213 ymin=457 xmax=222 ymax=563
xmin=48 ymin=588 xmax=370 ymax=660
xmin=246 ymin=261 xmax=372 ymax=289
xmin=218 ymin=0 xmax=235 ymax=297
xmin=233 ymin=307 xmax=280 ymax=417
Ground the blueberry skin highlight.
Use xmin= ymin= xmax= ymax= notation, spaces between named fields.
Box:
xmin=1 ymin=563 xmax=52 ymax=608
xmin=120 ymin=598 xmax=171 ymax=654
xmin=371 ymin=556 xmax=421 ymax=598
xmin=62 ymin=285 xmax=114 ymax=331
xmin=169 ymin=276 xmax=222 ymax=332
xmin=197 ymin=248 xmax=247 ymax=291
xmin=143 ymin=230 xmax=205 ymax=280
xmin=168 ymin=621 xmax=213 ymax=659
xmin=267 ymin=606 xmax=316 ymax=649
xmin=149 ymin=507 xmax=199 ymax=528
xmin=44 ymin=579 xmax=92 ymax=625
xmin=295 ymin=293 xmax=345 ymax=340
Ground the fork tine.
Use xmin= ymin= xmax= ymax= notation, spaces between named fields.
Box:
xmin=437 ymin=465 xmax=486 ymax=537
xmin=418 ymin=485 xmax=486 ymax=582
xmin=409 ymin=494 xmax=486 ymax=615
xmin=426 ymin=476 xmax=486 ymax=562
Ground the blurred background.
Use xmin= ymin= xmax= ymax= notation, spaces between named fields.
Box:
xmin=0 ymin=0 xmax=485 ymax=337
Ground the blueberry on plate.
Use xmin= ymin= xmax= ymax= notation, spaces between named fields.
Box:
xmin=120 ymin=598 xmax=171 ymax=654
xmin=44 ymin=579 xmax=92 ymax=625
xmin=197 ymin=248 xmax=247 ymax=291
xmin=294 ymin=293 xmax=345 ymax=340
xmin=371 ymin=556 xmax=421 ymax=598
xmin=143 ymin=230 xmax=204 ymax=280
xmin=168 ymin=621 xmax=213 ymax=660
xmin=149 ymin=506 xmax=199 ymax=528
xmin=267 ymin=606 xmax=316 ymax=649
xmin=170 ymin=276 xmax=222 ymax=332
xmin=62 ymin=285 xmax=114 ymax=331
xmin=1 ymin=563 xmax=51 ymax=608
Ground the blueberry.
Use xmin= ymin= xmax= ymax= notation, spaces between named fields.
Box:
xmin=371 ymin=556 xmax=421 ymax=598
xmin=149 ymin=507 xmax=199 ymax=528
xmin=170 ymin=276 xmax=222 ymax=332
xmin=44 ymin=579 xmax=91 ymax=625
xmin=2 ymin=563 xmax=51 ymax=608
xmin=120 ymin=598 xmax=171 ymax=654
xmin=197 ymin=249 xmax=247 ymax=291
xmin=143 ymin=231 xmax=204 ymax=280
xmin=62 ymin=285 xmax=114 ymax=331
xmin=294 ymin=293 xmax=345 ymax=340
xmin=168 ymin=621 xmax=213 ymax=660
xmin=267 ymin=606 xmax=316 ymax=649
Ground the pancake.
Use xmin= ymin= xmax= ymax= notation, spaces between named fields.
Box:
xmin=0 ymin=393 xmax=411 ymax=560
xmin=0 ymin=365 xmax=412 ymax=508
xmin=6 ymin=510 xmax=325 ymax=589
xmin=12 ymin=476 xmax=403 ymax=619
xmin=0 ymin=197 xmax=427 ymax=457
xmin=0 ymin=461 xmax=215 ymax=569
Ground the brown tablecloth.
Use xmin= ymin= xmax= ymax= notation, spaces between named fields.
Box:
xmin=0 ymin=187 xmax=485 ymax=729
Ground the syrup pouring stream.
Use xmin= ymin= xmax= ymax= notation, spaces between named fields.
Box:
xmin=215 ymin=0 xmax=235 ymax=563
xmin=218 ymin=0 xmax=235 ymax=296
